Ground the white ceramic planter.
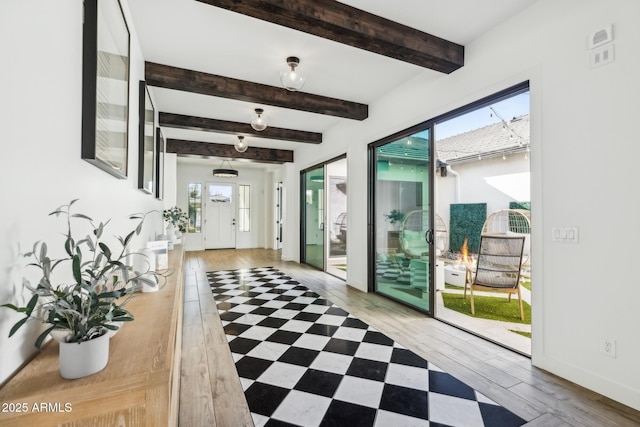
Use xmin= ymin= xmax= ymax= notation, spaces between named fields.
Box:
xmin=107 ymin=321 xmax=124 ymax=338
xmin=166 ymin=224 xmax=177 ymax=244
xmin=59 ymin=332 xmax=110 ymax=379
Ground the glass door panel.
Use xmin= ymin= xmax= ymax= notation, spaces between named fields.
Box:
xmin=204 ymin=182 xmax=236 ymax=249
xmin=373 ymin=130 xmax=432 ymax=312
xmin=303 ymin=166 xmax=325 ymax=270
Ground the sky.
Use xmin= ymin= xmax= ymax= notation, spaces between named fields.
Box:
xmin=435 ymin=91 xmax=530 ymax=140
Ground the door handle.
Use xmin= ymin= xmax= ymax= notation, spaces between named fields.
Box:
xmin=425 ymin=229 xmax=434 ymax=244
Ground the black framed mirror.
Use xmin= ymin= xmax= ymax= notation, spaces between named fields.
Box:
xmin=138 ymin=81 xmax=155 ymax=194
xmin=81 ymin=0 xmax=130 ymax=178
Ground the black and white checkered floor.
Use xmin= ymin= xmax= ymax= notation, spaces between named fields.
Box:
xmin=207 ymin=267 xmax=526 ymax=427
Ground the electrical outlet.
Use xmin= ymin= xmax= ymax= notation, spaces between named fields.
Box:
xmin=589 ymin=43 xmax=615 ymax=69
xmin=600 ymin=338 xmax=616 ymax=358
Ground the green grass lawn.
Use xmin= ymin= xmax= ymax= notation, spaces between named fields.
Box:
xmin=441 ymin=292 xmax=531 ymax=324
xmin=447 ymin=281 xmax=532 ymax=291
xmin=510 ymin=329 xmax=532 ymax=338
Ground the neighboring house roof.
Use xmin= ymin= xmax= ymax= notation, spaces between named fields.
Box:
xmin=437 ymin=114 xmax=530 ymax=164
xmin=374 ymin=114 xmax=530 ymax=165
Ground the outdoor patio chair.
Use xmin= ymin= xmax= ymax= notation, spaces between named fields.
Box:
xmin=398 ymin=210 xmax=448 ymax=259
xmin=464 ymin=235 xmax=526 ymax=321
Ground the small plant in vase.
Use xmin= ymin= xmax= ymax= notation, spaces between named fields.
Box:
xmin=1 ymin=200 xmax=160 ymax=379
xmin=384 ymin=209 xmax=405 ymax=230
xmin=162 ymin=206 xmax=188 ymax=244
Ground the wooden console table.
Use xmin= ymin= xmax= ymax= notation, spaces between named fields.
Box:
xmin=0 ymin=245 xmax=185 ymax=427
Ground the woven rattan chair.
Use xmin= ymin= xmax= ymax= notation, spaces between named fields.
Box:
xmin=464 ymin=235 xmax=526 ymax=320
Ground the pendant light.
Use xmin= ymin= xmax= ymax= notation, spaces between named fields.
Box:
xmin=280 ymin=56 xmax=305 ymax=91
xmin=212 ymin=159 xmax=238 ymax=178
xmin=251 ymin=108 xmax=267 ymax=131
xmin=235 ymin=135 xmax=248 ymax=153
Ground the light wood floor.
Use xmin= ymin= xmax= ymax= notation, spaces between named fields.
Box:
xmin=179 ymin=249 xmax=640 ymax=427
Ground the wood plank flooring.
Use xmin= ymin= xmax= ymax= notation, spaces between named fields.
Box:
xmin=179 ymin=249 xmax=640 ymax=427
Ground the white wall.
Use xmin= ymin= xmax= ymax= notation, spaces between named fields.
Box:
xmin=176 ymin=160 xmax=280 ymax=250
xmin=281 ymin=163 xmax=300 ymax=262
xmin=436 ymin=156 xmax=530 ymax=234
xmin=290 ymin=0 xmax=640 ymax=411
xmin=163 ymin=153 xmax=178 ymax=208
xmin=267 ymin=168 xmax=284 ymax=250
xmin=0 ymin=0 xmax=165 ymax=384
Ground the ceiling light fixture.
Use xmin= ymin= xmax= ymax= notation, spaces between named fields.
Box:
xmin=212 ymin=159 xmax=238 ymax=178
xmin=251 ymin=108 xmax=267 ymax=131
xmin=280 ymin=56 xmax=305 ymax=91
xmin=235 ymin=135 xmax=248 ymax=153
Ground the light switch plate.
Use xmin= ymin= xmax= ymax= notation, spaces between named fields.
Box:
xmin=552 ymin=226 xmax=579 ymax=243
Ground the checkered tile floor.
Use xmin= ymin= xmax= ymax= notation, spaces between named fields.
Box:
xmin=208 ymin=267 xmax=526 ymax=427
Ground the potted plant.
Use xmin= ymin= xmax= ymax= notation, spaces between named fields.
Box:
xmin=162 ymin=206 xmax=188 ymax=244
xmin=384 ymin=209 xmax=405 ymax=229
xmin=2 ymin=200 xmax=159 ymax=379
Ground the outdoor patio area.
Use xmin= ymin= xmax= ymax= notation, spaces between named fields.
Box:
xmin=435 ymin=262 xmax=532 ymax=355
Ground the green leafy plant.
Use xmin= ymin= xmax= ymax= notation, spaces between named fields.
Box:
xmin=384 ymin=209 xmax=405 ymax=225
xmin=2 ymin=200 xmax=160 ymax=348
xmin=162 ymin=206 xmax=188 ymax=233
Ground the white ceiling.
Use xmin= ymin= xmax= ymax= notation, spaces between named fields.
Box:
xmin=127 ymin=0 xmax=537 ymax=165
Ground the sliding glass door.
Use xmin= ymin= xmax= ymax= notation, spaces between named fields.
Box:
xmin=370 ymin=129 xmax=432 ymax=313
xmin=301 ymin=156 xmax=348 ymax=279
xmin=302 ymin=166 xmax=325 ymax=270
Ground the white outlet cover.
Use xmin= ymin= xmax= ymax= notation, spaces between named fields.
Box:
xmin=589 ymin=44 xmax=615 ymax=69
xmin=600 ymin=338 xmax=617 ymax=358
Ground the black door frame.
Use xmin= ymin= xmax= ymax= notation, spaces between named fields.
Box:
xmin=367 ymin=81 xmax=531 ymax=317
xmin=367 ymin=123 xmax=436 ymax=314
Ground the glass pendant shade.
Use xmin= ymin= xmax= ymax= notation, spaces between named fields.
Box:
xmin=280 ymin=56 xmax=305 ymax=91
xmin=235 ymin=135 xmax=248 ymax=153
xmin=251 ymin=108 xmax=267 ymax=131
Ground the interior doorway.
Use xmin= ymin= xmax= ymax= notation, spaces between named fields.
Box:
xmin=300 ymin=155 xmax=347 ymax=280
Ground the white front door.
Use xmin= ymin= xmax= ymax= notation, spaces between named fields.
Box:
xmin=205 ymin=182 xmax=236 ymax=249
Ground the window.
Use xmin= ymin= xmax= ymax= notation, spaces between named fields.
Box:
xmin=188 ymin=183 xmax=202 ymax=233
xmin=238 ymin=185 xmax=250 ymax=232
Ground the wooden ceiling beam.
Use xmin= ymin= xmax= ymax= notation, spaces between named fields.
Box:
xmin=159 ymin=112 xmax=321 ymax=144
xmin=146 ymin=62 xmax=368 ymax=120
xmin=166 ymin=139 xmax=294 ymax=163
xmin=195 ymin=0 xmax=464 ymax=73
